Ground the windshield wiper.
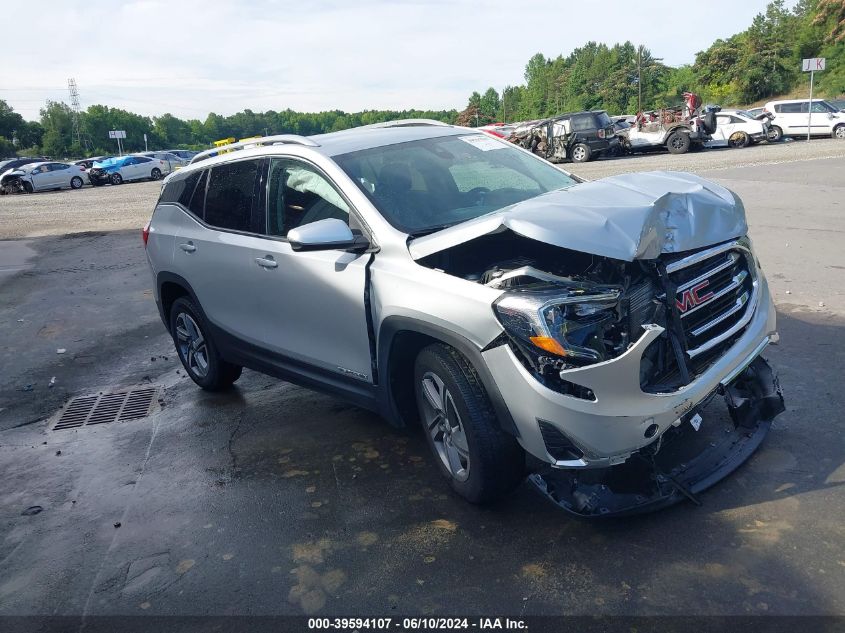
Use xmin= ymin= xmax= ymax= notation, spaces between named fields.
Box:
xmin=407 ymin=223 xmax=457 ymax=238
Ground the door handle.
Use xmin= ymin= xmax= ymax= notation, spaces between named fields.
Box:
xmin=179 ymin=242 xmax=196 ymax=253
xmin=255 ymin=257 xmax=278 ymax=269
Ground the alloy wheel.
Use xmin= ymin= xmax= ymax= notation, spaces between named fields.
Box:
xmin=835 ymin=126 xmax=845 ymax=139
xmin=420 ymin=371 xmax=470 ymax=482
xmin=175 ymin=313 xmax=209 ymax=378
xmin=573 ymin=146 xmax=586 ymax=162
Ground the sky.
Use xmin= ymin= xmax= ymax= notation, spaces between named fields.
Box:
xmin=0 ymin=0 xmax=794 ymax=122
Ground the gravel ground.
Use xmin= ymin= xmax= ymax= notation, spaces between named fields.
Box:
xmin=1 ymin=138 xmax=844 ymax=240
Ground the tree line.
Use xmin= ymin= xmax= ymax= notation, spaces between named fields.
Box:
xmin=1 ymin=0 xmax=842 ymax=159
xmin=461 ymin=0 xmax=844 ymax=124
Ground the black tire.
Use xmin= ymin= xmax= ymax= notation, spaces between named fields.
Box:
xmin=150 ymin=168 xmax=162 ymax=180
xmin=768 ymin=126 xmax=783 ymax=142
xmin=666 ymin=131 xmax=691 ymax=154
xmin=703 ymin=111 xmax=717 ymax=134
xmin=833 ymin=124 xmax=845 ymax=140
xmin=414 ymin=344 xmax=524 ymax=504
xmin=70 ymin=176 xmax=84 ymax=189
xmin=22 ymin=181 xmax=33 ymax=193
xmin=728 ymin=131 xmax=750 ymax=148
xmin=110 ymin=172 xmax=123 ymax=185
xmin=169 ymin=297 xmax=242 ymax=391
xmin=570 ymin=143 xmax=592 ymax=163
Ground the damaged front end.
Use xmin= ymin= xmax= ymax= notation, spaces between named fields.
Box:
xmin=0 ymin=171 xmax=28 ymax=195
xmin=412 ymin=172 xmax=785 ymax=516
xmin=530 ymin=355 xmax=784 ymax=517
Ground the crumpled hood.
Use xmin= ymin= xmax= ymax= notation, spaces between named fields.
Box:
xmin=409 ymin=171 xmax=747 ymax=262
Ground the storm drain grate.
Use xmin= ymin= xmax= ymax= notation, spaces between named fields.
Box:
xmin=53 ymin=387 xmax=159 ymax=430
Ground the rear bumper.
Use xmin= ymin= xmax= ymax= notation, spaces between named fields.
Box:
xmin=528 ymin=355 xmax=783 ymax=517
xmin=88 ymin=171 xmax=112 ymax=184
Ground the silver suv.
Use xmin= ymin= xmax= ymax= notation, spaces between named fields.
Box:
xmin=144 ymin=121 xmax=784 ymax=516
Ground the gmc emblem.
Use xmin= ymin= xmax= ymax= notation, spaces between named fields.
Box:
xmin=676 ymin=280 xmax=714 ymax=313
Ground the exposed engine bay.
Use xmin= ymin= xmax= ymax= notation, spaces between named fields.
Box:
xmin=418 ymin=230 xmax=669 ymax=395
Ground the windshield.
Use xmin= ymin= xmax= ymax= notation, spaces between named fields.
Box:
xmin=334 ymin=134 xmax=578 ymax=234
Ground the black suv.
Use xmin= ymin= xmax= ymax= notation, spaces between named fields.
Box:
xmin=508 ymin=110 xmax=618 ymax=163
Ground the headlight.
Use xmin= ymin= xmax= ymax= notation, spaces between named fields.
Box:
xmin=493 ymin=285 xmax=625 ymax=366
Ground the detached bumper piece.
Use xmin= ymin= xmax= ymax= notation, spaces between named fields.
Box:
xmin=529 ymin=356 xmax=784 ymax=517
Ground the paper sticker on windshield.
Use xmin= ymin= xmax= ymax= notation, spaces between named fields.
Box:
xmin=458 ymin=135 xmax=505 ymax=151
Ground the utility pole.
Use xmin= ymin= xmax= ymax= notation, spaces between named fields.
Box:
xmin=502 ymin=87 xmax=506 ymax=123
xmin=68 ymin=78 xmax=91 ymax=153
xmin=637 ymin=46 xmax=643 ymax=114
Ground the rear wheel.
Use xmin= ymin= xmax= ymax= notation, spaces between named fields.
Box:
xmin=666 ymin=131 xmax=691 ymax=154
xmin=110 ymin=173 xmax=123 ymax=185
xmin=728 ymin=131 xmax=750 ymax=148
xmin=571 ymin=143 xmax=591 ymax=163
xmin=70 ymin=176 xmax=84 ymax=189
xmin=768 ymin=126 xmax=783 ymax=142
xmin=414 ymin=344 xmax=524 ymax=504
xmin=150 ymin=168 xmax=162 ymax=180
xmin=169 ymin=297 xmax=242 ymax=391
xmin=833 ymin=125 xmax=845 ymax=140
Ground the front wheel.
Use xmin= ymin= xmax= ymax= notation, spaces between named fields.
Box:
xmin=768 ymin=126 xmax=783 ymax=142
xmin=169 ymin=297 xmax=242 ymax=391
xmin=571 ymin=143 xmax=591 ymax=163
xmin=22 ymin=181 xmax=33 ymax=193
xmin=70 ymin=176 xmax=84 ymax=189
xmin=414 ymin=344 xmax=524 ymax=504
xmin=833 ymin=125 xmax=845 ymax=140
xmin=666 ymin=131 xmax=691 ymax=154
xmin=110 ymin=172 xmax=123 ymax=185
xmin=150 ymin=168 xmax=162 ymax=180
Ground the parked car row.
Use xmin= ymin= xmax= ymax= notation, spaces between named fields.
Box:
xmin=0 ymin=149 xmax=201 ymax=194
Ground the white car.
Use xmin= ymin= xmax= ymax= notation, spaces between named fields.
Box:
xmin=763 ymin=99 xmax=845 ymax=139
xmin=707 ymin=110 xmax=771 ymax=148
xmin=135 ymin=151 xmax=188 ymax=173
xmin=0 ymin=161 xmax=87 ymax=194
xmin=87 ymin=155 xmax=168 ymax=186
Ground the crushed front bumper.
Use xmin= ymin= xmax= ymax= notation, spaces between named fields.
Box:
xmin=528 ymin=355 xmax=784 ymax=517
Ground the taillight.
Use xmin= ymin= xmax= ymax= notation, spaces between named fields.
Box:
xmin=142 ymin=220 xmax=151 ymax=247
xmin=597 ymin=128 xmax=606 ymax=139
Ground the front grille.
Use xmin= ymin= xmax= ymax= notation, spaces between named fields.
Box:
xmin=666 ymin=242 xmax=756 ymax=358
xmin=641 ymin=241 xmax=758 ymax=393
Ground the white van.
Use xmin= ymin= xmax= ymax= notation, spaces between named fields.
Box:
xmin=764 ymin=99 xmax=845 ymax=139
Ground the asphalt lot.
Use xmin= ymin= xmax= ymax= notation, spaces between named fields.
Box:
xmin=0 ymin=144 xmax=844 ymax=619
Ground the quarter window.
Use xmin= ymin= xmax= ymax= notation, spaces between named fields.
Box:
xmin=159 ymin=170 xmax=201 ymax=206
xmin=266 ymin=159 xmax=350 ymax=237
xmin=204 ymin=160 xmax=259 ymax=232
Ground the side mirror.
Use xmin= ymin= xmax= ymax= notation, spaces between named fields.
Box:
xmin=288 ymin=218 xmax=369 ymax=252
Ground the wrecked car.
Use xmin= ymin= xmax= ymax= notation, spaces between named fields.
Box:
xmin=0 ymin=161 xmax=87 ymax=194
xmin=144 ymin=121 xmax=783 ymax=517
xmin=621 ymin=93 xmax=717 ymax=154
xmin=488 ymin=111 xmax=619 ymax=163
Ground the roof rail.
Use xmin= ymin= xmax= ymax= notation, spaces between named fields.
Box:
xmin=359 ymin=119 xmax=452 ymax=130
xmin=190 ymin=134 xmax=319 ymax=164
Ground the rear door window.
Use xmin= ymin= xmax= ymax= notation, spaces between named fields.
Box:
xmin=204 ymin=160 xmax=260 ymax=232
xmin=571 ymin=115 xmax=596 ymax=132
xmin=188 ymin=170 xmax=208 ymax=218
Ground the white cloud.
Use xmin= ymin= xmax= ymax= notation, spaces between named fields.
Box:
xmin=1 ymin=0 xmax=788 ymax=120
